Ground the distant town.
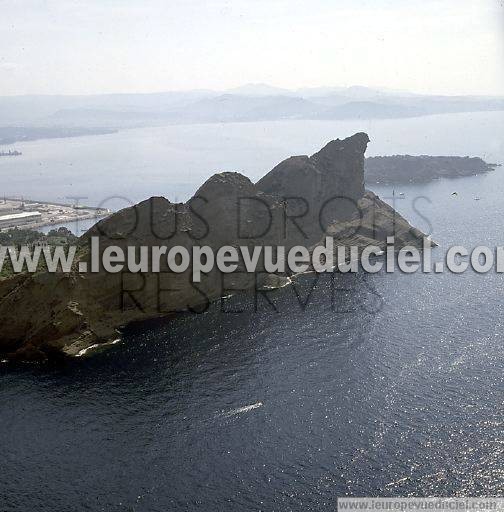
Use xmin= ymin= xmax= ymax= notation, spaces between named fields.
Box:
xmin=0 ymin=197 xmax=110 ymax=231
xmin=0 ymin=150 xmax=22 ymax=157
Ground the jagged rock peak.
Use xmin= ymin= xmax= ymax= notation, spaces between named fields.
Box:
xmin=256 ymin=132 xmax=370 ymax=215
xmin=310 ymin=132 xmax=370 ymax=170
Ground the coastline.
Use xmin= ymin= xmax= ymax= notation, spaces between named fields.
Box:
xmin=0 ymin=197 xmax=111 ymax=232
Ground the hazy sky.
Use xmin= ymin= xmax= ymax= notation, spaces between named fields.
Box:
xmin=1 ymin=0 xmax=503 ymax=96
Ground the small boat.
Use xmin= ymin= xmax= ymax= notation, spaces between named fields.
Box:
xmin=451 ymin=192 xmax=458 ymax=196
xmin=474 ymin=197 xmax=481 ymax=201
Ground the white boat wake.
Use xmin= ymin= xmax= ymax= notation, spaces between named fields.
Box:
xmin=220 ymin=402 xmax=263 ymax=418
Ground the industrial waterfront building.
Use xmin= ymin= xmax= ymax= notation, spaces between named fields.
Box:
xmin=0 ymin=211 xmax=42 ymax=229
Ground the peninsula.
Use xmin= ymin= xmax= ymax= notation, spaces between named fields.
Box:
xmin=0 ymin=133 xmax=433 ymax=362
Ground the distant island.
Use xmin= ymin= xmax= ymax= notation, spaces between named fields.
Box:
xmin=365 ymin=155 xmax=499 ymax=184
xmin=0 ymin=150 xmax=21 ymax=157
xmin=0 ymin=126 xmax=117 ymax=146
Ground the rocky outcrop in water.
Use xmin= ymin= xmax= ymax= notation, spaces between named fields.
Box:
xmin=0 ymin=133 xmax=432 ymax=362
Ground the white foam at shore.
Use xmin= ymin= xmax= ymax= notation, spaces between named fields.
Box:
xmin=75 ymin=339 xmax=120 ymax=357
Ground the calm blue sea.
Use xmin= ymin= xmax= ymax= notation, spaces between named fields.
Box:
xmin=1 ymin=112 xmax=503 ymax=511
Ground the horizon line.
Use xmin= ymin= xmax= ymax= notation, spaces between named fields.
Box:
xmin=1 ymin=84 xmax=503 ymax=100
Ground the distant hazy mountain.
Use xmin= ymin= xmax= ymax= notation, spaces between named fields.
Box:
xmin=47 ymin=91 xmax=503 ymax=126
xmin=0 ymin=85 xmax=503 ymax=141
xmin=313 ymin=101 xmax=421 ymax=119
xmin=226 ymin=83 xmax=294 ymax=96
xmin=297 ymin=85 xmax=410 ymax=99
xmin=167 ymin=94 xmax=324 ymax=122
xmin=0 ymin=90 xmax=218 ymax=126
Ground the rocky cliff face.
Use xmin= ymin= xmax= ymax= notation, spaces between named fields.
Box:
xmin=0 ymin=133 xmax=431 ymax=362
xmin=257 ymin=133 xmax=368 ymax=244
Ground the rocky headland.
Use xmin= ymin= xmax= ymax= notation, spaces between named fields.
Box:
xmin=365 ymin=155 xmax=498 ymax=184
xmin=0 ymin=133 xmax=433 ymax=362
